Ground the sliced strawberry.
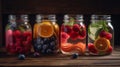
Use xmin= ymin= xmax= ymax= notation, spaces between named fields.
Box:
xmin=88 ymin=43 xmax=98 ymax=54
xmin=72 ymin=24 xmax=80 ymax=32
xmin=70 ymin=32 xmax=79 ymax=40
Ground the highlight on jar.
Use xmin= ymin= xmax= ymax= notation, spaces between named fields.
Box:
xmin=88 ymin=15 xmax=114 ymax=55
xmin=5 ymin=15 xmax=32 ymax=56
xmin=33 ymin=14 xmax=59 ymax=55
xmin=60 ymin=14 xmax=86 ymax=56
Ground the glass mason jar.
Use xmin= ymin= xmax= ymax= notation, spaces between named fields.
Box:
xmin=33 ymin=14 xmax=59 ymax=55
xmin=61 ymin=15 xmax=86 ymax=55
xmin=5 ymin=15 xmax=32 ymax=55
xmin=88 ymin=15 xmax=114 ymax=55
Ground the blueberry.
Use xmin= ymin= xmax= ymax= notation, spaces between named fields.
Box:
xmin=37 ymin=45 xmax=42 ymax=50
xmin=36 ymin=38 xmax=41 ymax=44
xmin=72 ymin=53 xmax=79 ymax=59
xmin=18 ymin=54 xmax=25 ymax=60
xmin=50 ymin=36 xmax=56 ymax=41
xmin=50 ymin=41 xmax=55 ymax=46
xmin=33 ymin=52 xmax=40 ymax=57
xmin=42 ymin=44 xmax=48 ymax=50
xmin=46 ymin=49 xmax=52 ymax=54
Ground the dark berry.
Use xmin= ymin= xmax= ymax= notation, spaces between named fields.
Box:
xmin=42 ymin=44 xmax=48 ymax=50
xmin=72 ymin=53 xmax=79 ymax=59
xmin=18 ymin=54 xmax=25 ymax=60
xmin=33 ymin=52 xmax=40 ymax=57
xmin=46 ymin=49 xmax=52 ymax=54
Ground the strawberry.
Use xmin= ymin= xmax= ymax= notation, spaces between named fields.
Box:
xmin=88 ymin=43 xmax=98 ymax=54
xmin=70 ymin=32 xmax=79 ymax=40
xmin=72 ymin=24 xmax=80 ymax=32
xmin=62 ymin=25 xmax=72 ymax=35
xmin=106 ymin=46 xmax=113 ymax=54
xmin=61 ymin=32 xmax=70 ymax=43
xmin=99 ymin=30 xmax=112 ymax=40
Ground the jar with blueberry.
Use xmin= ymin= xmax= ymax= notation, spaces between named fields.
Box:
xmin=61 ymin=15 xmax=86 ymax=55
xmin=88 ymin=15 xmax=114 ymax=55
xmin=5 ymin=15 xmax=32 ymax=55
xmin=33 ymin=14 xmax=59 ymax=55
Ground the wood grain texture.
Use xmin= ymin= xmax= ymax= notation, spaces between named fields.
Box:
xmin=2 ymin=0 xmax=120 ymax=14
xmin=0 ymin=50 xmax=120 ymax=67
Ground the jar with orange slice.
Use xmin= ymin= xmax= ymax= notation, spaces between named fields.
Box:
xmin=61 ymin=15 xmax=86 ymax=55
xmin=33 ymin=15 xmax=59 ymax=55
xmin=88 ymin=15 xmax=114 ymax=55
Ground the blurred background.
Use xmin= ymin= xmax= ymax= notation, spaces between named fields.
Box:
xmin=0 ymin=0 xmax=120 ymax=48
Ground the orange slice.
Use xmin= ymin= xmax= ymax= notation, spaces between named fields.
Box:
xmin=38 ymin=21 xmax=54 ymax=38
xmin=74 ymin=42 xmax=86 ymax=53
xmin=61 ymin=43 xmax=73 ymax=52
xmin=94 ymin=37 xmax=110 ymax=52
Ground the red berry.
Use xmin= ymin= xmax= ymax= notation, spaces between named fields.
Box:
xmin=99 ymin=30 xmax=112 ymax=40
xmin=62 ymin=25 xmax=72 ymax=35
xmin=72 ymin=24 xmax=80 ymax=32
xmin=88 ymin=43 xmax=98 ymax=54
xmin=99 ymin=30 xmax=106 ymax=37
xmin=61 ymin=32 xmax=70 ymax=43
xmin=23 ymin=31 xmax=32 ymax=37
xmin=79 ymin=26 xmax=86 ymax=39
xmin=13 ymin=30 xmax=22 ymax=39
xmin=27 ymin=36 xmax=32 ymax=42
xmin=16 ymin=46 xmax=23 ymax=53
xmin=70 ymin=32 xmax=79 ymax=40
xmin=106 ymin=46 xmax=113 ymax=54
xmin=105 ymin=33 xmax=112 ymax=40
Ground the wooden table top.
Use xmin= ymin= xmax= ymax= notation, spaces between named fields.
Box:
xmin=0 ymin=49 xmax=120 ymax=67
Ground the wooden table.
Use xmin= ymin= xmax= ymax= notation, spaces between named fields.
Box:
xmin=0 ymin=49 xmax=120 ymax=67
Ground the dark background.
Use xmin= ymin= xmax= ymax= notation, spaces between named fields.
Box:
xmin=0 ymin=0 xmax=120 ymax=47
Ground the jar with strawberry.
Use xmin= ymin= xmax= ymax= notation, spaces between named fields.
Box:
xmin=88 ymin=15 xmax=114 ymax=55
xmin=5 ymin=15 xmax=32 ymax=55
xmin=61 ymin=15 xmax=86 ymax=55
xmin=33 ymin=14 xmax=59 ymax=55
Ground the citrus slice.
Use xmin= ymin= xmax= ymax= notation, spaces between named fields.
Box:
xmin=61 ymin=43 xmax=73 ymax=52
xmin=38 ymin=21 xmax=54 ymax=38
xmin=94 ymin=37 xmax=110 ymax=51
xmin=74 ymin=42 xmax=86 ymax=53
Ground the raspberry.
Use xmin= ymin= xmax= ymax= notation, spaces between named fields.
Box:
xmin=88 ymin=43 xmax=98 ymax=54
xmin=99 ymin=30 xmax=112 ymax=40
xmin=72 ymin=24 xmax=80 ymax=32
xmin=13 ymin=30 xmax=22 ymax=39
xmin=70 ymin=32 xmax=79 ymax=40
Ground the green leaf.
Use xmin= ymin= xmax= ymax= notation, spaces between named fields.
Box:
xmin=95 ymin=28 xmax=103 ymax=39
